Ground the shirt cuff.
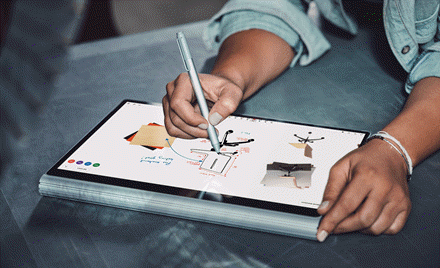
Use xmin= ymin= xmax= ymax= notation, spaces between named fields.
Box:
xmin=405 ymin=49 xmax=440 ymax=93
xmin=203 ymin=0 xmax=331 ymax=67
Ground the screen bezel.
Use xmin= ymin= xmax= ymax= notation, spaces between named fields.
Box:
xmin=46 ymin=99 xmax=369 ymax=217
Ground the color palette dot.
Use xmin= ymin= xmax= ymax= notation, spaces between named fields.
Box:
xmin=68 ymin=159 xmax=75 ymax=163
xmin=93 ymin=163 xmax=100 ymax=167
xmin=84 ymin=162 xmax=92 ymax=166
xmin=76 ymin=161 xmax=83 ymax=165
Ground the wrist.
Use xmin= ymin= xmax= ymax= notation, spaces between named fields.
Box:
xmin=210 ymin=66 xmax=249 ymax=98
xmin=366 ymin=132 xmax=412 ymax=181
xmin=210 ymin=29 xmax=294 ymax=100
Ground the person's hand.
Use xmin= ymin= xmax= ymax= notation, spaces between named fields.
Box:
xmin=162 ymin=73 xmax=243 ymax=139
xmin=316 ymin=138 xmax=412 ymax=242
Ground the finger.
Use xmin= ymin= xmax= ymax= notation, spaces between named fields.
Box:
xmin=317 ymin=160 xmax=351 ymax=215
xmin=167 ymin=76 xmax=208 ymax=128
xmin=317 ymin=173 xmax=371 ymax=241
xmin=332 ymin=193 xmax=386 ymax=234
xmin=360 ymin=202 xmax=399 ymax=235
xmin=384 ymin=210 xmax=410 ymax=235
xmin=208 ymin=85 xmax=243 ymax=126
xmin=364 ymin=181 xmax=411 ymax=235
xmin=162 ymin=95 xmax=197 ymax=139
xmin=164 ymin=77 xmax=213 ymax=138
xmin=163 ymin=94 xmax=211 ymax=139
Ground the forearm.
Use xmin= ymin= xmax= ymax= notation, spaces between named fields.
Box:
xmin=210 ymin=29 xmax=295 ymax=100
xmin=383 ymin=76 xmax=440 ymax=166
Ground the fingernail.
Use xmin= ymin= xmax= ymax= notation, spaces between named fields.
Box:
xmin=317 ymin=230 xmax=328 ymax=242
xmin=209 ymin=112 xmax=223 ymax=126
xmin=198 ymin=123 xmax=208 ymax=130
xmin=318 ymin=201 xmax=329 ymax=211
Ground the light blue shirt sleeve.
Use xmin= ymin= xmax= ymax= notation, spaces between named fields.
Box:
xmin=405 ymin=12 xmax=440 ymax=93
xmin=405 ymin=45 xmax=440 ymax=93
xmin=203 ymin=0 xmax=331 ymax=67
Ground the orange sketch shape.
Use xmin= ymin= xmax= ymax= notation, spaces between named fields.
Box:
xmin=289 ymin=143 xmax=312 ymax=158
xmin=126 ymin=123 xmax=163 ymax=149
xmin=129 ymin=125 xmax=176 ymax=148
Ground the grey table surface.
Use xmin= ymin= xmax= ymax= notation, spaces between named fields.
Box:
xmin=1 ymin=21 xmax=439 ymax=268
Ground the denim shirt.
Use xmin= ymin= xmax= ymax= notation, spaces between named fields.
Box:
xmin=204 ymin=0 xmax=440 ymax=93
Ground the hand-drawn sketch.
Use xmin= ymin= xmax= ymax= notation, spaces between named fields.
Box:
xmin=261 ymin=162 xmax=315 ymax=189
xmin=289 ymin=142 xmax=313 ymax=158
xmin=191 ymin=130 xmax=255 ymax=175
xmin=124 ymin=123 xmax=175 ymax=150
xmin=290 ymin=132 xmax=325 ymax=158
xmin=294 ymin=132 xmax=324 ymax=144
xmin=219 ymin=130 xmax=254 ymax=148
xmin=190 ymin=149 xmax=232 ymax=174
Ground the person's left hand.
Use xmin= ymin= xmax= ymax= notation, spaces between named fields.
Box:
xmin=316 ymin=138 xmax=412 ymax=242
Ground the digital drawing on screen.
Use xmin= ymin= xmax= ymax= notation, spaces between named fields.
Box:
xmin=260 ymin=162 xmax=315 ymax=189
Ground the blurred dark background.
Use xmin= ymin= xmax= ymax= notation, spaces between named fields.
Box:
xmin=0 ymin=0 xmax=229 ymax=46
xmin=1 ymin=0 xmax=384 ymax=47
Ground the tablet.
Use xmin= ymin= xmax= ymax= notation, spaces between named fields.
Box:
xmin=41 ymin=100 xmax=368 ymax=239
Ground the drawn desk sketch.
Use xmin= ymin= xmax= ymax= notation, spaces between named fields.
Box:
xmin=261 ymin=131 xmax=325 ymax=189
xmin=261 ymin=163 xmax=315 ymax=189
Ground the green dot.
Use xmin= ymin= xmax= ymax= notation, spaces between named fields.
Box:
xmin=93 ymin=163 xmax=100 ymax=167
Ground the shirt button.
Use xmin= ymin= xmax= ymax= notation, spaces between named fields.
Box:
xmin=215 ymin=35 xmax=220 ymax=42
xmin=401 ymin=46 xmax=410 ymax=54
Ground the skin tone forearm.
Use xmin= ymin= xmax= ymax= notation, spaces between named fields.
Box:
xmin=211 ymin=29 xmax=295 ymax=100
xmin=383 ymin=77 xmax=440 ymax=166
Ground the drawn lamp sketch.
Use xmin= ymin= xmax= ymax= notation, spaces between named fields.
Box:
xmin=261 ymin=162 xmax=315 ymax=189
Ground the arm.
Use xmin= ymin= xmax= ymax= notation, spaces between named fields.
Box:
xmin=316 ymin=76 xmax=440 ymax=241
xmin=162 ymin=29 xmax=294 ymax=139
xmin=211 ymin=29 xmax=295 ymax=100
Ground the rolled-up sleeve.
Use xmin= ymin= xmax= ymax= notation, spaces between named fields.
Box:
xmin=203 ymin=0 xmax=331 ymax=67
xmin=405 ymin=43 xmax=440 ymax=93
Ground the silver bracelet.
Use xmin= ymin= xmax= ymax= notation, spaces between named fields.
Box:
xmin=367 ymin=131 xmax=412 ymax=181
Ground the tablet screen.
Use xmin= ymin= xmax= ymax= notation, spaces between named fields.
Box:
xmin=48 ymin=100 xmax=368 ymax=216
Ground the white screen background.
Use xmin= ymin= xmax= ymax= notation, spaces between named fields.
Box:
xmin=59 ymin=102 xmax=366 ymax=209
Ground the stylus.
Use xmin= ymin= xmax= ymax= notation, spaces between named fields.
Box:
xmin=176 ymin=32 xmax=221 ymax=153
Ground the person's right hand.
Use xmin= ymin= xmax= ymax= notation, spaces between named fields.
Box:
xmin=162 ymin=72 xmax=244 ymax=139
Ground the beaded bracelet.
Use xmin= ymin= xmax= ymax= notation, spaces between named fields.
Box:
xmin=367 ymin=131 xmax=412 ymax=181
